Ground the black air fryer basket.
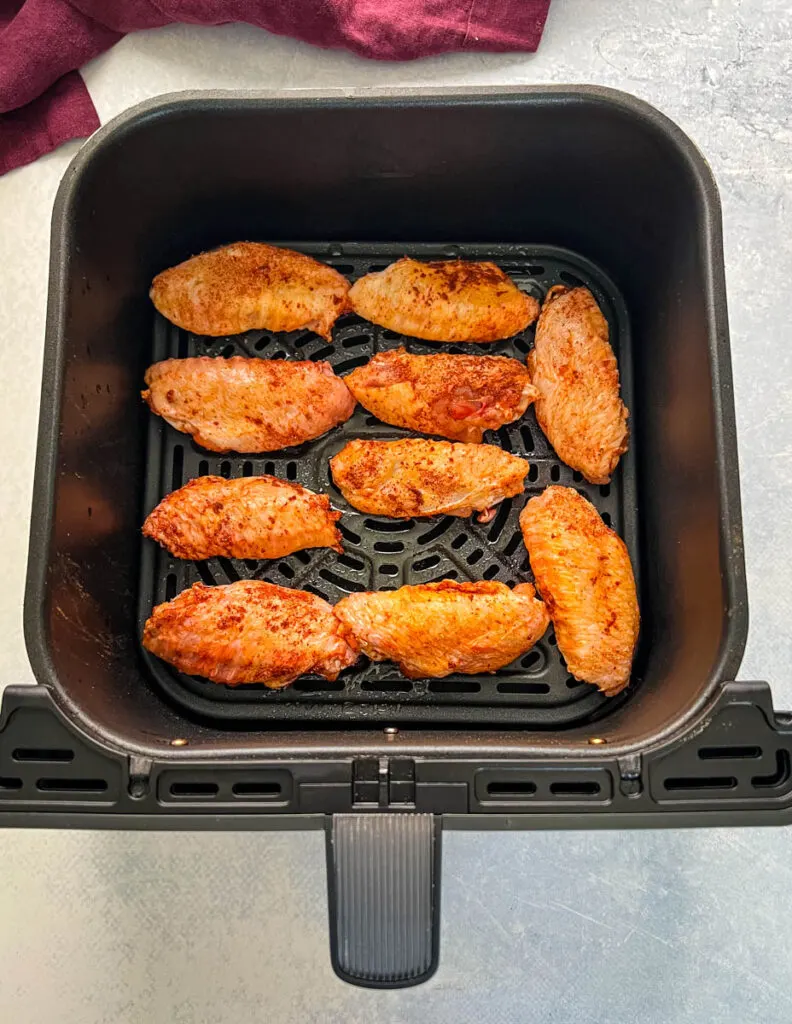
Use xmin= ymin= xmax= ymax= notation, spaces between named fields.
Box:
xmin=4 ymin=88 xmax=789 ymax=988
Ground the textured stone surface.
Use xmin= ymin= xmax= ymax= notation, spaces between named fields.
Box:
xmin=0 ymin=1 xmax=790 ymax=1020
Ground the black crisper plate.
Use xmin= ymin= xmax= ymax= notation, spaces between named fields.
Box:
xmin=138 ymin=243 xmax=637 ymax=726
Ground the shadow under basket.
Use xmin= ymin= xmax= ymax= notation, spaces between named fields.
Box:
xmin=9 ymin=89 xmax=786 ymax=988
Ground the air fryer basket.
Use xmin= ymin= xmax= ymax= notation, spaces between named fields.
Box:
xmin=139 ymin=242 xmax=637 ymax=726
xmin=6 ymin=88 xmax=787 ymax=987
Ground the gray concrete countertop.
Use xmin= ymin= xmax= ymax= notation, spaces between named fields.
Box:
xmin=1 ymin=2 xmax=790 ymax=1021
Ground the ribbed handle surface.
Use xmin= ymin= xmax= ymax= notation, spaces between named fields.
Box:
xmin=328 ymin=813 xmax=440 ymax=987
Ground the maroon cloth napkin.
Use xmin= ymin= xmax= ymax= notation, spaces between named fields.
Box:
xmin=0 ymin=0 xmax=551 ymax=176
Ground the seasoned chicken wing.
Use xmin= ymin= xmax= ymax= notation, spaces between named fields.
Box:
xmin=335 ymin=580 xmax=549 ymax=678
xmin=344 ymin=348 xmax=537 ymax=442
xmin=349 ymin=258 xmax=539 ymax=342
xmin=143 ymin=475 xmax=342 ymax=560
xmin=143 ymin=580 xmax=359 ymax=687
xmin=528 ymin=286 xmax=629 ymax=484
xmin=330 ymin=438 xmax=529 ymax=519
xmin=150 ymin=242 xmax=350 ymax=341
xmin=143 ymin=357 xmax=355 ymax=452
xmin=519 ymin=486 xmax=639 ymax=695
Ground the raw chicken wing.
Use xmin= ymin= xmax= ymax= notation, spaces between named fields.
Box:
xmin=335 ymin=580 xmax=549 ymax=678
xmin=349 ymin=258 xmax=539 ymax=342
xmin=528 ymin=286 xmax=629 ymax=484
xmin=143 ymin=580 xmax=359 ymax=687
xmin=519 ymin=486 xmax=639 ymax=695
xmin=150 ymin=242 xmax=350 ymax=340
xmin=143 ymin=357 xmax=355 ymax=452
xmin=345 ymin=348 xmax=537 ymax=442
xmin=143 ymin=475 xmax=342 ymax=560
xmin=330 ymin=438 xmax=528 ymax=519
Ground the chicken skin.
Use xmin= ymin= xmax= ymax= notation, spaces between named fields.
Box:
xmin=143 ymin=357 xmax=355 ymax=453
xmin=349 ymin=258 xmax=539 ymax=342
xmin=143 ymin=475 xmax=342 ymax=560
xmin=150 ymin=242 xmax=351 ymax=341
xmin=519 ymin=486 xmax=639 ymax=695
xmin=344 ymin=348 xmax=538 ymax=442
xmin=334 ymin=580 xmax=549 ymax=678
xmin=330 ymin=438 xmax=529 ymax=519
xmin=528 ymin=286 xmax=629 ymax=485
xmin=143 ymin=580 xmax=359 ymax=687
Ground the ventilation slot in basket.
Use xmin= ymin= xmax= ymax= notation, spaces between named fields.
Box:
xmin=549 ymin=781 xmax=601 ymax=797
xmin=663 ymin=776 xmax=738 ymax=792
xmin=292 ymin=678 xmax=345 ymax=692
xmin=428 ymin=679 xmax=480 ymax=694
xmin=37 ymin=778 xmax=108 ymax=793
xmin=231 ymin=782 xmax=281 ymax=798
xmin=13 ymin=747 xmax=74 ymax=763
xmin=497 ymin=682 xmax=550 ymax=695
xmin=698 ymin=745 xmax=761 ymax=760
xmin=752 ymin=750 xmax=791 ymax=789
xmin=486 ymin=781 xmax=537 ymax=798
xmin=361 ymin=679 xmax=413 ymax=693
xmin=169 ymin=781 xmax=219 ymax=798
xmin=412 ymin=554 xmax=441 ymax=572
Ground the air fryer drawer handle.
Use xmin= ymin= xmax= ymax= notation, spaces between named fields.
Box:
xmin=326 ymin=813 xmax=441 ymax=987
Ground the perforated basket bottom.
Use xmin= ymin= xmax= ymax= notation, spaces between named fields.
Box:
xmin=138 ymin=243 xmax=637 ymax=726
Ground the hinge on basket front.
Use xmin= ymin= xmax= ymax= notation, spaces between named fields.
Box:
xmin=617 ymin=753 xmax=643 ymax=798
xmin=353 ymin=758 xmax=415 ymax=808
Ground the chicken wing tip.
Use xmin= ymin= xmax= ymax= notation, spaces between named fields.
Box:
xmin=543 ymin=284 xmax=569 ymax=305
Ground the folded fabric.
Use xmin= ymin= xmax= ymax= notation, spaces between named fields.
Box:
xmin=0 ymin=0 xmax=551 ymax=176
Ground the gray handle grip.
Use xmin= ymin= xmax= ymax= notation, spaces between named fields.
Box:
xmin=326 ymin=813 xmax=441 ymax=987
